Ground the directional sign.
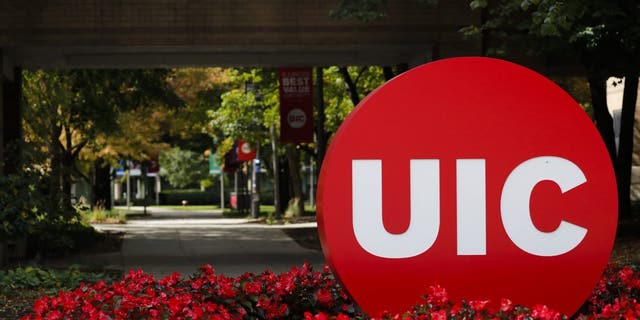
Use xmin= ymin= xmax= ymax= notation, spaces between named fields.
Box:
xmin=317 ymin=57 xmax=617 ymax=316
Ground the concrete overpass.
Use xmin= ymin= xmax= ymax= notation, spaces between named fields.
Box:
xmin=0 ymin=0 xmax=481 ymax=170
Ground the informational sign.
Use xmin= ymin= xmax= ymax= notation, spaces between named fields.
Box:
xmin=317 ymin=57 xmax=617 ymax=316
xmin=279 ymin=67 xmax=314 ymax=143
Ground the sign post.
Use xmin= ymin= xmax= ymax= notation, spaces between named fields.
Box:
xmin=210 ymin=154 xmax=224 ymax=210
xmin=317 ymin=57 xmax=617 ymax=316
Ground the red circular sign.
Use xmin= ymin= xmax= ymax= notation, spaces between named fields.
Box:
xmin=317 ymin=57 xmax=617 ymax=316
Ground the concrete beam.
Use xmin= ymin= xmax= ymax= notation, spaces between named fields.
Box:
xmin=8 ymin=44 xmax=443 ymax=69
xmin=2 ymin=54 xmax=14 ymax=81
xmin=0 ymin=64 xmax=3 ymax=174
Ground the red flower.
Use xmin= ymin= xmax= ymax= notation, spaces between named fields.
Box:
xmin=425 ymin=285 xmax=448 ymax=307
xmin=431 ymin=310 xmax=447 ymax=320
xmin=468 ymin=299 xmax=490 ymax=312
xmin=200 ymin=264 xmax=215 ymax=276
xmin=336 ymin=313 xmax=351 ymax=320
xmin=316 ymin=288 xmax=334 ymax=307
xmin=243 ymin=281 xmax=262 ymax=295
xmin=19 ymin=263 xmax=640 ymax=320
xmin=500 ymin=298 xmax=513 ymax=313
xmin=531 ymin=304 xmax=562 ymax=320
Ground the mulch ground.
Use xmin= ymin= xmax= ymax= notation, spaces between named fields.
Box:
xmin=0 ymin=288 xmax=49 ymax=319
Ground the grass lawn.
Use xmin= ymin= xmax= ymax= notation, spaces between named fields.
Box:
xmin=222 ymin=204 xmax=316 ymax=219
xmin=81 ymin=208 xmax=127 ymax=224
xmin=149 ymin=205 xmax=222 ymax=211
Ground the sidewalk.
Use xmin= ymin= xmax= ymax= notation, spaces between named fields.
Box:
xmin=47 ymin=207 xmax=324 ymax=278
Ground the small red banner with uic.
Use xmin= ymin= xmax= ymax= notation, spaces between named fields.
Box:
xmin=279 ymin=67 xmax=314 ymax=143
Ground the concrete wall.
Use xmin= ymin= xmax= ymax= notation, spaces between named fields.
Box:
xmin=0 ymin=61 xmax=3 ymax=174
xmin=0 ymin=0 xmax=481 ymax=68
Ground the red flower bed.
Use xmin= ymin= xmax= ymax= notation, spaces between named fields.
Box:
xmin=22 ymin=263 xmax=640 ymax=319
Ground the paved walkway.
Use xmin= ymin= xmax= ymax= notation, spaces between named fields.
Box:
xmin=48 ymin=207 xmax=324 ymax=278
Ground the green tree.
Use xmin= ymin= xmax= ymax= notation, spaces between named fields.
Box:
xmin=207 ymin=68 xmax=286 ymax=213
xmin=202 ymin=66 xmax=387 ymax=216
xmin=466 ymin=0 xmax=640 ymax=217
xmin=166 ymin=68 xmax=233 ymax=152
xmin=22 ymin=69 xmax=179 ymax=212
xmin=159 ymin=147 xmax=209 ymax=189
xmin=330 ymin=0 xmax=438 ymax=21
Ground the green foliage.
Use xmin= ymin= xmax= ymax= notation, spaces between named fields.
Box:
xmin=29 ymin=219 xmax=105 ymax=257
xmin=208 ymin=68 xmax=279 ymax=158
xmin=80 ymin=209 xmax=126 ymax=224
xmin=330 ymin=0 xmax=388 ymax=21
xmin=159 ymin=147 xmax=209 ymax=188
xmin=467 ymin=0 xmax=640 ymax=75
xmin=0 ymin=266 xmax=115 ymax=295
xmin=551 ymin=76 xmax=593 ymax=117
xmin=330 ymin=0 xmax=438 ymax=21
xmin=164 ymin=68 xmax=232 ymax=152
xmin=22 ymin=69 xmax=180 ymax=212
xmin=0 ymin=171 xmax=44 ymax=240
xmin=323 ymin=66 xmax=386 ymax=135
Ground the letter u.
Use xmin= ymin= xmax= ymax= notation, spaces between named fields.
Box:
xmin=352 ymin=160 xmax=440 ymax=258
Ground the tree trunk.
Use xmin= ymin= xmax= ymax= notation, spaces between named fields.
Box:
xmin=270 ymin=125 xmax=281 ymax=216
xmin=61 ymin=153 xmax=74 ymax=217
xmin=278 ymin=156 xmax=291 ymax=213
xmin=315 ymin=67 xmax=327 ymax=169
xmin=617 ymin=74 xmax=639 ymax=218
xmin=92 ymin=158 xmax=112 ymax=210
xmin=339 ymin=67 xmax=361 ymax=106
xmin=383 ymin=66 xmax=395 ymax=81
xmin=285 ymin=144 xmax=304 ymax=217
xmin=588 ymin=74 xmax=617 ymax=164
xmin=49 ymin=148 xmax=62 ymax=216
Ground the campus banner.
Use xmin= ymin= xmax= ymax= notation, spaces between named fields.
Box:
xmin=278 ymin=67 xmax=314 ymax=143
xmin=209 ymin=154 xmax=221 ymax=175
xmin=236 ymin=139 xmax=256 ymax=161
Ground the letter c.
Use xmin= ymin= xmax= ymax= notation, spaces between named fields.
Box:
xmin=501 ymin=156 xmax=588 ymax=257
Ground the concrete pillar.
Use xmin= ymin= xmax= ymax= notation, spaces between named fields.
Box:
xmin=0 ymin=69 xmax=3 ymax=175
xmin=2 ymin=65 xmax=22 ymax=174
xmin=0 ymin=51 xmax=5 ymax=174
xmin=114 ymin=181 xmax=122 ymax=200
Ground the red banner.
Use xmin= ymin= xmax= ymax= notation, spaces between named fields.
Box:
xmin=278 ymin=67 xmax=314 ymax=143
xmin=236 ymin=139 xmax=256 ymax=161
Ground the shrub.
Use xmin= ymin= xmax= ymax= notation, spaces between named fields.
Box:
xmin=80 ymin=208 xmax=126 ymax=224
xmin=28 ymin=219 xmax=110 ymax=258
xmin=21 ymin=263 xmax=640 ymax=320
xmin=0 ymin=172 xmax=44 ymax=240
xmin=0 ymin=266 xmax=117 ymax=296
xmin=159 ymin=189 xmax=220 ymax=206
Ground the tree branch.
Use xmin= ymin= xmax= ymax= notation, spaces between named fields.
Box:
xmin=339 ymin=67 xmax=361 ymax=105
xmin=65 ymin=125 xmax=73 ymax=152
xmin=353 ymin=66 xmax=367 ymax=86
xmin=71 ymin=139 xmax=89 ymax=158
